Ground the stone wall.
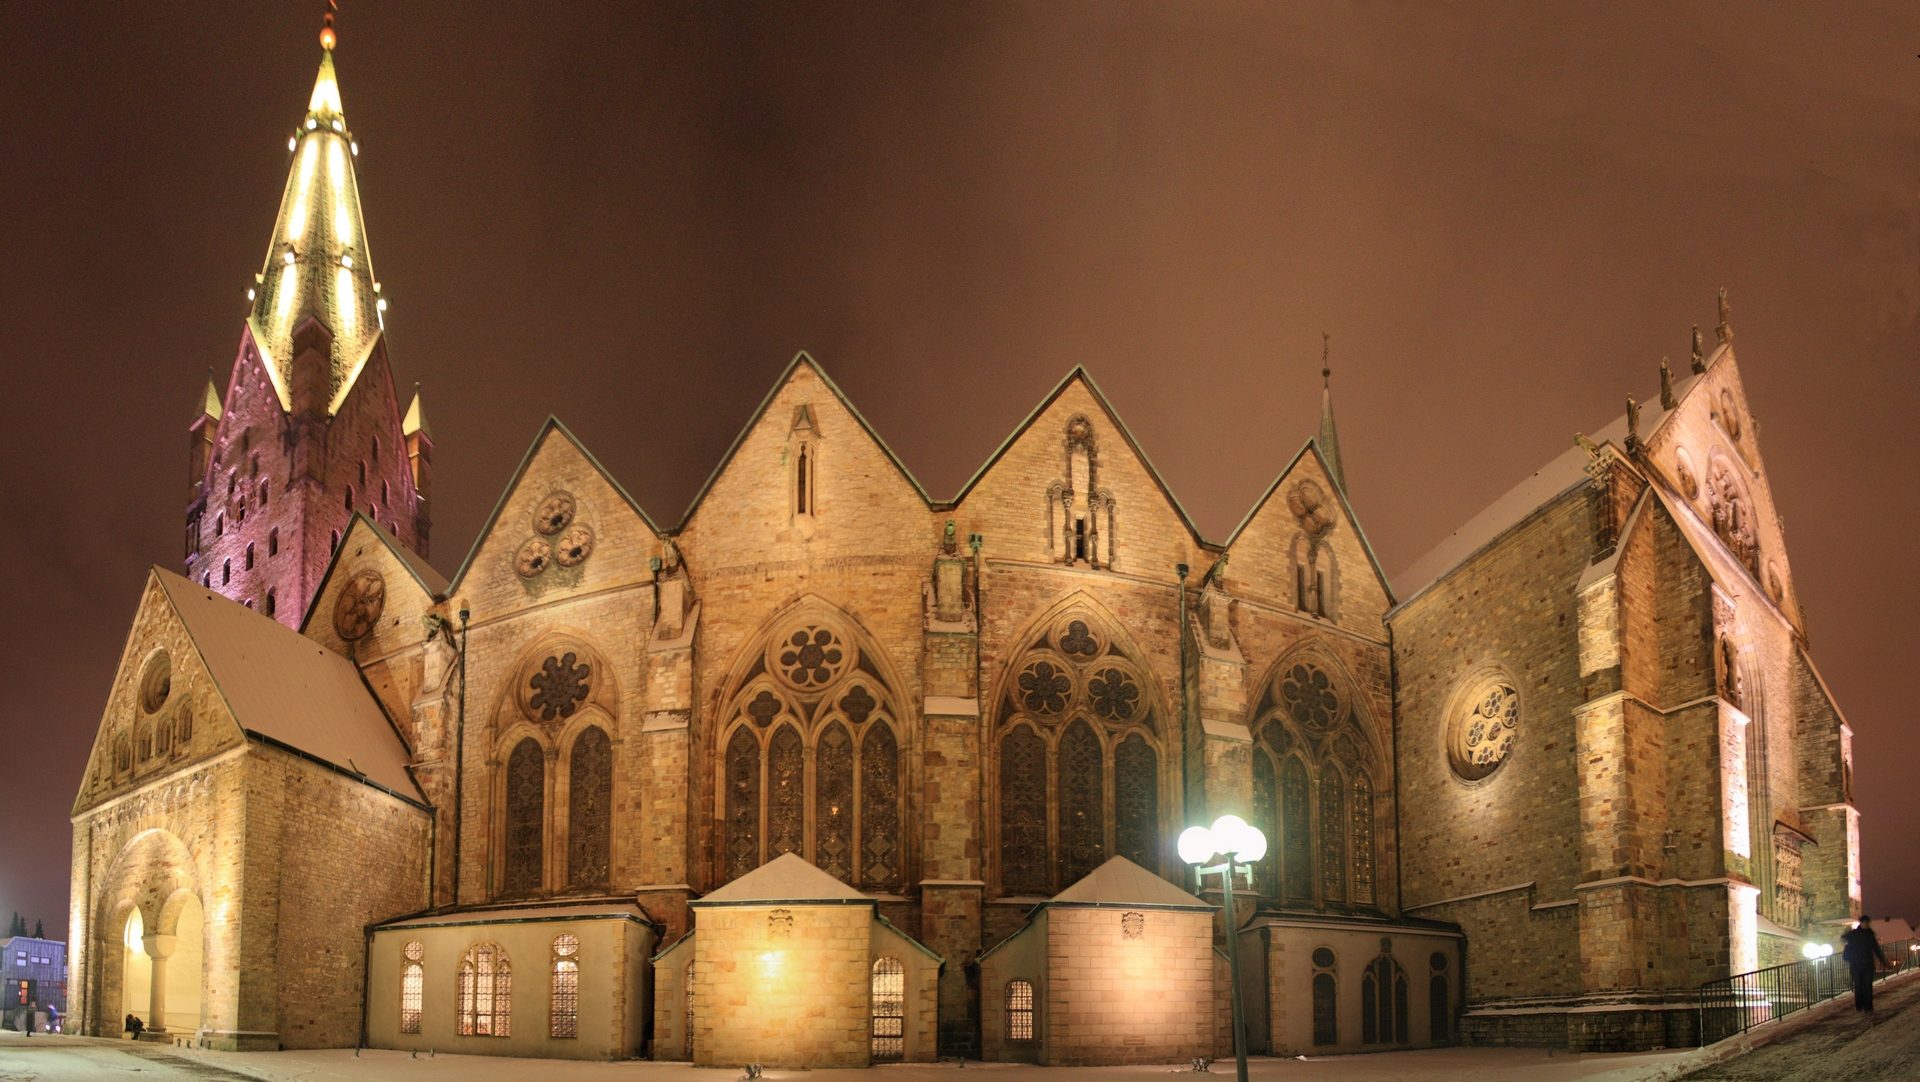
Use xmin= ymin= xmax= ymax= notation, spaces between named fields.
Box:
xmin=689 ymin=903 xmax=875 ymax=1068
xmin=1041 ymin=906 xmax=1214 ymax=1065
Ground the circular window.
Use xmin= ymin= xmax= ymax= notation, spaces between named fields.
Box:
xmin=534 ymin=491 xmax=576 ymax=536
xmin=553 ymin=933 xmax=579 ymax=957
xmin=1448 ymin=676 xmax=1518 ymax=782
xmin=1311 ymin=947 xmax=1336 ymax=969
xmin=1430 ymin=951 xmax=1448 ymax=972
xmin=402 ymin=940 xmax=424 ymax=962
xmin=332 ymin=569 xmax=388 ymax=641
xmin=139 ymin=651 xmax=172 ymax=714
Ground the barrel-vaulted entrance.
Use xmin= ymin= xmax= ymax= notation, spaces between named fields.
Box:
xmin=92 ymin=829 xmax=206 ymax=1041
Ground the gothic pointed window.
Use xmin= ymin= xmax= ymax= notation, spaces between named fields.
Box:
xmin=503 ymin=738 xmax=545 ymax=897
xmin=399 ymin=941 xmax=424 ymax=1034
xmin=567 ymin=727 xmax=612 ymax=889
xmin=265 ymin=589 xmax=276 ymax=618
xmin=1058 ymin=719 xmax=1106 ymax=885
xmin=1429 ymin=953 xmax=1450 ymax=1043
xmin=245 ymin=542 xmax=255 ymax=570
xmin=1281 ymin=756 xmax=1311 ymax=902
xmin=1312 ymin=970 xmax=1337 ymax=1046
xmin=1351 ymin=772 xmax=1374 ymax=905
xmin=549 ymin=934 xmax=579 ymax=1038
xmin=999 ymin=726 xmax=1049 ymax=895
xmin=860 ymin=723 xmax=901 ymax=891
xmin=1050 ymin=416 xmax=1116 ymax=568
xmin=345 ymin=483 xmax=355 ymax=511
xmin=1252 ymin=751 xmax=1278 ymax=895
xmin=1320 ymin=764 xmax=1347 ymax=904
xmin=1114 ymin=733 xmax=1158 ymax=870
xmin=723 ymin=726 xmax=761 ymax=881
xmin=768 ymin=724 xmax=805 ymax=859
xmin=713 ymin=610 xmax=909 ymax=888
xmin=222 ymin=559 xmax=230 ymax=585
xmin=816 ymin=722 xmax=854 ymax=882
xmin=268 ymin=528 xmax=279 ymax=556
xmin=1362 ymin=954 xmax=1407 ymax=1044
xmin=457 ymin=942 xmax=512 ymax=1037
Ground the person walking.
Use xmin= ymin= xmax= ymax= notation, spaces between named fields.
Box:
xmin=1842 ymin=914 xmax=1889 ymax=1014
xmin=20 ymin=1002 xmax=33 ymax=1036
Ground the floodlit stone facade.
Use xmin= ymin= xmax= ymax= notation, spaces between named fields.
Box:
xmin=69 ymin=35 xmax=1867 ymax=1066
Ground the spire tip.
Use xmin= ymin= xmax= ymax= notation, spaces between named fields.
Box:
xmin=320 ymin=0 xmax=338 ymax=50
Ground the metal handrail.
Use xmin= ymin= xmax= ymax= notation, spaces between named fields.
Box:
xmin=1697 ymin=937 xmax=1915 ymax=1046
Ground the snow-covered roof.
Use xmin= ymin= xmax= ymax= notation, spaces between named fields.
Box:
xmin=1395 ymin=369 xmax=1700 ymax=603
xmin=156 ymin=567 xmax=420 ymax=800
xmin=362 ymin=514 xmax=447 ymax=595
xmin=1051 ymin=856 xmax=1209 ymax=909
xmin=693 ymin=853 xmax=871 ymax=905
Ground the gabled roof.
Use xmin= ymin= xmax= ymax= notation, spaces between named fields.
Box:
xmin=298 ymin=512 xmax=445 ymax=636
xmin=1223 ymin=439 xmax=1395 ymax=605
xmin=154 ymin=567 xmax=421 ymax=801
xmin=1394 ymin=355 xmax=1709 ymax=604
xmin=447 ymin=416 xmax=662 ymax=588
xmin=945 ymin=366 xmax=1209 ymax=546
xmin=1052 ymin=856 xmax=1210 ymax=909
xmin=692 ymin=853 xmax=870 ymax=905
xmin=676 ymin=352 xmax=933 ymax=527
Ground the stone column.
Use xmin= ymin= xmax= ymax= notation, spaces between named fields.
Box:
xmin=142 ymin=934 xmax=176 ymax=1036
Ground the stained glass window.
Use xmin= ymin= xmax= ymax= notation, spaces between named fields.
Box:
xmin=724 ymin=727 xmax=761 ymax=880
xmin=1363 ymin=955 xmax=1404 ymax=1044
xmin=1430 ymin=973 xmax=1450 ymax=1043
xmin=1113 ymin=733 xmax=1158 ymax=870
xmin=1312 ymin=972 xmax=1337 ymax=1046
xmin=1320 ymin=765 xmax=1347 ymax=904
xmin=815 ymin=722 xmax=854 ymax=882
xmin=400 ymin=942 xmax=423 ymax=1034
xmin=1352 ymin=772 xmax=1375 ymax=905
xmin=1006 ymin=979 xmax=1036 ymax=1041
xmin=1281 ymin=757 xmax=1311 ymax=902
xmin=457 ymin=943 xmax=511 ymax=1037
xmin=1058 ymin=720 xmax=1105 ymax=886
xmin=568 ymin=727 xmax=611 ymax=889
xmin=860 ymin=723 xmax=901 ymax=890
xmin=550 ymin=934 xmax=579 ymax=1038
xmin=1000 ymin=727 xmax=1049 ymax=895
xmin=504 ymin=739 xmax=544 ymax=896
xmin=683 ymin=961 xmax=696 ymax=1057
xmin=870 ymin=956 xmax=905 ymax=1061
xmin=767 ymin=724 xmax=805 ymax=858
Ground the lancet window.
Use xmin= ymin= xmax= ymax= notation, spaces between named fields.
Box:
xmin=717 ymin=608 xmax=906 ymax=890
xmin=457 ymin=942 xmax=512 ymax=1037
xmin=503 ymin=739 xmax=544 ymax=897
xmin=1362 ymin=952 xmax=1408 ymax=1045
xmin=1250 ymin=654 xmax=1382 ymax=909
xmin=549 ymin=934 xmax=579 ymax=1038
xmin=399 ymin=941 xmax=424 ymax=1034
xmin=993 ymin=610 xmax=1163 ymax=895
xmin=567 ymin=727 xmax=612 ymax=889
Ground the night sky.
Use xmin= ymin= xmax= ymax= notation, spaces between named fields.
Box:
xmin=2 ymin=3 xmax=1914 ymax=936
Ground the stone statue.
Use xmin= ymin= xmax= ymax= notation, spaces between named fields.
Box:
xmin=1691 ymin=325 xmax=1705 ymax=373
xmin=1716 ymin=286 xmax=1733 ymax=344
xmin=942 ymin=519 xmax=958 ymax=555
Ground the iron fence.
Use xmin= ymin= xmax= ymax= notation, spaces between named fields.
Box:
xmin=1697 ymin=937 xmax=1915 ymax=1045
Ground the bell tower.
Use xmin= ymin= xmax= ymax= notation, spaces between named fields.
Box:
xmin=183 ymin=13 xmax=431 ymax=626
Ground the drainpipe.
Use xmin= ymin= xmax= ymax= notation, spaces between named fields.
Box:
xmin=358 ymin=924 xmax=373 ymax=1050
xmin=451 ymin=602 xmax=470 ymax=907
xmin=1176 ymin=562 xmax=1191 ymax=821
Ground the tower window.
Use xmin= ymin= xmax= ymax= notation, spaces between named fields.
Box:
xmin=215 ymin=513 xmax=225 ymax=538
xmin=268 ymin=528 xmax=279 ymax=556
xmin=330 ymin=530 xmax=340 ymax=553
xmin=345 ymin=484 xmax=355 ymax=511
xmin=244 ymin=542 xmax=255 ymax=570
xmin=258 ymin=480 xmax=269 ymax=506
xmin=358 ymin=460 xmax=367 ymax=485
xmin=796 ymin=447 xmax=812 ymax=516
xmin=250 ymin=452 xmax=259 ymax=477
xmin=382 ymin=480 xmax=389 ymax=506
xmin=265 ymin=590 xmax=276 ymax=617
xmin=222 ymin=559 xmax=230 ymax=585
xmin=1073 ymin=516 xmax=1087 ymax=562
xmin=372 ymin=435 xmax=381 ymax=461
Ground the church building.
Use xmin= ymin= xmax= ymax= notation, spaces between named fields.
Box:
xmin=67 ymin=26 xmax=1863 ymax=1065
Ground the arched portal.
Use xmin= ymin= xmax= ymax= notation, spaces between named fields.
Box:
xmin=159 ymin=890 xmax=204 ymax=1033
xmin=121 ymin=909 xmax=151 ymax=1024
xmin=91 ymin=828 xmax=202 ymax=1038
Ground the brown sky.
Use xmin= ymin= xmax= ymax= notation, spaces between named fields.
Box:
xmin=1 ymin=1 xmax=1914 ymax=935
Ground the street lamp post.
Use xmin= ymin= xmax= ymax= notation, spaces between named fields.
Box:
xmin=1180 ymin=815 xmax=1267 ymax=1082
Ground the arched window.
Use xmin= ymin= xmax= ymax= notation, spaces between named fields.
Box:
xmin=1252 ymin=751 xmax=1278 ymax=896
xmin=1005 ymin=979 xmax=1036 ymax=1041
xmin=1312 ymin=972 xmax=1337 ymax=1045
xmin=503 ymin=739 xmax=544 ymax=896
xmin=457 ymin=942 xmax=511 ymax=1037
xmin=715 ymin=612 xmax=907 ymax=889
xmin=993 ymin=612 xmax=1163 ymax=894
xmin=222 ymin=559 xmax=231 ymax=585
xmin=244 ymin=542 xmax=255 ymax=570
xmin=382 ymin=479 xmax=390 ymax=506
xmin=1362 ymin=954 xmax=1408 ymax=1044
xmin=567 ymin=727 xmax=612 ymax=889
xmin=1429 ymin=952 xmax=1450 ymax=1044
xmin=258 ymin=479 xmax=269 ymax=506
xmin=358 ymin=460 xmax=368 ymax=485
xmin=215 ymin=512 xmax=224 ymax=537
xmin=1320 ymin=763 xmax=1347 ymax=904
xmin=549 ymin=934 xmax=579 ymax=1038
xmin=265 ymin=590 xmax=276 ymax=618
xmin=330 ymin=529 xmax=340 ymax=553
xmin=268 ymin=527 xmax=279 ymax=556
xmin=1352 ymin=772 xmax=1375 ymax=905
xmin=1281 ymin=756 xmax=1311 ymax=901
xmin=345 ymin=483 xmax=356 ymax=511
xmin=399 ymin=941 xmax=424 ymax=1034
xmin=871 ymin=956 xmax=905 ymax=1061
xmin=372 ymin=435 xmax=381 ymax=461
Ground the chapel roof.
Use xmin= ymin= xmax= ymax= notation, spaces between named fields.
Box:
xmin=1052 ymin=856 xmax=1210 ymax=909
xmin=154 ymin=567 xmax=420 ymax=799
xmin=693 ymin=852 xmax=871 ymax=905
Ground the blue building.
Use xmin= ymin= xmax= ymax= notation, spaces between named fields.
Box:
xmin=3 ymin=936 xmax=68 ymax=1029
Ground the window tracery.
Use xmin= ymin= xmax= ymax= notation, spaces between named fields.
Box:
xmin=870 ymin=956 xmax=905 ymax=1061
xmin=549 ymin=934 xmax=578 ymax=1038
xmin=457 ymin=942 xmax=511 ymax=1037
xmin=716 ymin=608 xmax=905 ymax=889
xmin=1253 ymin=651 xmax=1382 ymax=909
xmin=503 ymin=738 xmax=545 ymax=896
xmin=1320 ymin=764 xmax=1347 ymax=904
xmin=1362 ymin=954 xmax=1409 ymax=1044
xmin=567 ymin=727 xmax=611 ymax=889
xmin=1351 ymin=772 xmax=1375 ymax=904
xmin=1006 ymin=979 xmax=1036 ymax=1041
xmin=528 ymin=653 xmax=591 ymax=722
xmin=993 ymin=608 xmax=1163 ymax=894
xmin=1311 ymin=951 xmax=1338 ymax=1046
xmin=400 ymin=941 xmax=423 ymax=1034
xmin=1448 ymin=678 xmax=1517 ymax=781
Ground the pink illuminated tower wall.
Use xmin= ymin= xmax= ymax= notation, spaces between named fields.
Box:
xmin=183 ymin=40 xmax=430 ymax=627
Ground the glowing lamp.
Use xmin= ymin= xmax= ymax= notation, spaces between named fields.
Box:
xmin=283 ymin=251 xmax=297 ymax=265
xmin=350 ymin=141 xmax=359 ymax=156
xmin=331 ymin=119 xmax=343 ymax=132
xmin=339 ymin=254 xmax=354 ymax=268
xmin=1802 ymin=942 xmax=1821 ymax=960
xmin=320 ymin=26 xmax=336 ymax=51
xmin=246 ymin=288 xmax=256 ymax=301
xmin=288 ymin=136 xmax=297 ymax=151
xmin=1177 ymin=827 xmax=1216 ymax=866
xmin=305 ymin=118 xmax=317 ymax=130
xmin=376 ymin=297 xmax=388 ymax=312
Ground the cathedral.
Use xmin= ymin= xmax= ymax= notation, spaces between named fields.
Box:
xmin=67 ymin=30 xmax=1863 ymax=1067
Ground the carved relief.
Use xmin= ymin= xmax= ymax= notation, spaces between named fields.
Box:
xmin=1448 ymin=677 xmax=1518 ymax=782
xmin=1287 ymin=479 xmax=1336 ymax=538
xmin=333 ymin=569 xmax=387 ymax=641
xmin=1674 ymin=447 xmax=1700 ymax=501
xmin=513 ymin=490 xmax=596 ymax=587
xmin=1705 ymin=454 xmax=1759 ymax=573
xmin=528 ymin=653 xmax=591 ymax=723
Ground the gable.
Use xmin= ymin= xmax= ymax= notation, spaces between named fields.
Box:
xmin=73 ymin=573 xmax=247 ymax=815
xmin=695 ymin=852 xmax=870 ymax=904
xmin=676 ymin=354 xmax=932 ymax=558
xmin=1052 ymin=856 xmax=1207 ymax=908
xmin=1222 ymin=441 xmax=1392 ymax=636
xmin=448 ymin=418 xmax=662 ymax=620
xmin=1638 ymin=346 xmax=1804 ymax=633
xmin=946 ymin=370 xmax=1206 ymax=572
xmin=302 ymin=514 xmax=448 ymax=721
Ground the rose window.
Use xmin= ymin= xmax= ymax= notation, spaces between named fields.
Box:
xmin=1017 ymin=661 xmax=1072 ymax=716
xmin=333 ymin=569 xmax=387 ymax=641
xmin=1282 ymin=664 xmax=1341 ymax=732
xmin=529 ymin=652 xmax=591 ymax=722
xmin=1449 ymin=679 xmax=1518 ymax=781
xmin=778 ymin=626 xmax=846 ymax=689
xmin=1058 ymin=620 xmax=1099 ymax=658
xmin=839 ymin=684 xmax=876 ymax=725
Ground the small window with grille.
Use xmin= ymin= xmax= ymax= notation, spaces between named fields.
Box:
xmin=1006 ymin=979 xmax=1036 ymax=1041
xmin=399 ymin=941 xmax=424 ymax=1034
xmin=550 ymin=934 xmax=579 ymax=1038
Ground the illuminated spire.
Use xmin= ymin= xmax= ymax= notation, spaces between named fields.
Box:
xmin=197 ymin=368 xmax=224 ymax=421
xmin=1317 ymin=333 xmax=1347 ymax=494
xmin=402 ymin=384 xmax=431 ymax=439
xmin=246 ymin=25 xmax=385 ymax=415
